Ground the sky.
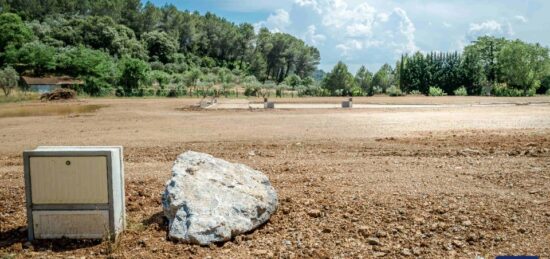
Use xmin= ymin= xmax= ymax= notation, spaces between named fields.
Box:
xmin=148 ymin=0 xmax=550 ymax=73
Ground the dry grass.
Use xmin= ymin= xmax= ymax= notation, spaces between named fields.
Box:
xmin=0 ymin=104 xmax=106 ymax=118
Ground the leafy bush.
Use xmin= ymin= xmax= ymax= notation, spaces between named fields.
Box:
xmin=493 ymin=84 xmax=525 ymax=96
xmin=386 ymin=85 xmax=404 ymax=96
xmin=453 ymin=86 xmax=468 ymax=96
xmin=546 ymin=89 xmax=550 ymax=96
xmin=428 ymin=86 xmax=447 ymax=96
xmin=409 ymin=90 xmax=423 ymax=96
xmin=350 ymin=86 xmax=364 ymax=96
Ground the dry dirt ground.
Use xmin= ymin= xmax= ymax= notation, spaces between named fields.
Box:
xmin=0 ymin=96 xmax=549 ymax=258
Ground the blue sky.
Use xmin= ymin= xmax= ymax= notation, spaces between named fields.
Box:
xmin=147 ymin=0 xmax=550 ymax=73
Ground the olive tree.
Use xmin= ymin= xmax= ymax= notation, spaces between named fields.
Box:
xmin=0 ymin=67 xmax=19 ymax=96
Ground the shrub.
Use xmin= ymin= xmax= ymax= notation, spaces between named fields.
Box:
xmin=428 ymin=86 xmax=447 ymax=96
xmin=493 ymin=84 xmax=524 ymax=97
xmin=350 ymin=86 xmax=364 ymax=96
xmin=409 ymin=90 xmax=423 ymax=96
xmin=453 ymin=86 xmax=468 ymax=96
xmin=546 ymin=89 xmax=550 ymax=96
xmin=386 ymin=85 xmax=404 ymax=96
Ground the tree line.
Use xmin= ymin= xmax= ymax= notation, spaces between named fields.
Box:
xmin=322 ymin=36 xmax=550 ymax=96
xmin=0 ymin=0 xmax=320 ymax=96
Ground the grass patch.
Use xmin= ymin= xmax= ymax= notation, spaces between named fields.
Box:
xmin=0 ymin=91 xmax=40 ymax=104
xmin=0 ymin=104 xmax=107 ymax=118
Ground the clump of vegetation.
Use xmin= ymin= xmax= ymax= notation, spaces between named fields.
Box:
xmin=387 ymin=85 xmax=404 ymax=96
xmin=408 ymin=90 xmax=423 ymax=96
xmin=453 ymin=86 xmax=468 ymax=96
xmin=428 ymin=86 xmax=447 ymax=96
xmin=546 ymin=89 xmax=550 ymax=96
xmin=0 ymin=66 xmax=18 ymax=96
xmin=40 ymin=88 xmax=77 ymax=101
xmin=493 ymin=83 xmax=532 ymax=97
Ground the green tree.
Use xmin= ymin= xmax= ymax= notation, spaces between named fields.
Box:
xmin=322 ymin=61 xmax=355 ymax=95
xmin=4 ymin=41 xmax=56 ymax=75
xmin=118 ymin=57 xmax=150 ymax=96
xmin=0 ymin=66 xmax=19 ymax=96
xmin=0 ymin=13 xmax=33 ymax=52
xmin=355 ymin=66 xmax=373 ymax=94
xmin=372 ymin=64 xmax=394 ymax=94
xmin=498 ymin=40 xmax=549 ymax=95
xmin=142 ymin=31 xmax=179 ymax=63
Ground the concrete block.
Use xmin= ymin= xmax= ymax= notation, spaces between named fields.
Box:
xmin=342 ymin=101 xmax=353 ymax=108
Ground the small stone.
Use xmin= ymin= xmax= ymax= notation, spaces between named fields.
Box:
xmin=358 ymin=226 xmax=369 ymax=237
xmin=367 ymin=237 xmax=381 ymax=246
xmin=254 ymin=250 xmax=268 ymax=255
xmin=282 ymin=207 xmax=290 ymax=214
xmin=375 ymin=230 xmax=388 ymax=238
xmin=452 ymin=240 xmax=464 ymax=248
xmin=401 ymin=248 xmax=412 ymax=256
xmin=307 ymin=209 xmax=322 ymax=218
xmin=373 ymin=252 xmax=386 ymax=257
xmin=462 ymin=220 xmax=472 ymax=227
xmin=412 ymin=247 xmax=421 ymax=256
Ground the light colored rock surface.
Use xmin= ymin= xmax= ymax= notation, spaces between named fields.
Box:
xmin=162 ymin=151 xmax=278 ymax=245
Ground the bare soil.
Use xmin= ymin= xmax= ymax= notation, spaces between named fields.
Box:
xmin=1 ymin=97 xmax=549 ymax=258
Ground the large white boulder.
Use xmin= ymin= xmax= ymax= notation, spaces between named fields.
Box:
xmin=162 ymin=151 xmax=278 ymax=245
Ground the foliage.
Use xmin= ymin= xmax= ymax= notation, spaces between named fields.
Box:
xmin=322 ymin=61 xmax=355 ymax=96
xmin=355 ymin=66 xmax=373 ymax=95
xmin=453 ymin=86 xmax=468 ymax=96
xmin=493 ymin=83 xmax=532 ymax=97
xmin=428 ymin=86 xmax=447 ymax=96
xmin=387 ymin=85 xmax=404 ymax=97
xmin=372 ymin=64 xmax=393 ymax=94
xmin=118 ymin=57 xmax=150 ymax=96
xmin=498 ymin=40 xmax=547 ymax=95
xmin=0 ymin=13 xmax=33 ymax=52
xmin=0 ymin=66 xmax=19 ymax=96
xmin=142 ymin=30 xmax=178 ymax=63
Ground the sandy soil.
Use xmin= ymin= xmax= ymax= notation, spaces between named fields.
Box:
xmin=1 ymin=97 xmax=549 ymax=258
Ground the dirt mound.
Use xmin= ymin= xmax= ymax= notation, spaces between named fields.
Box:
xmin=40 ymin=88 xmax=77 ymax=101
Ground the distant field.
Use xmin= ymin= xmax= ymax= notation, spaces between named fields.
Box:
xmin=1 ymin=97 xmax=549 ymax=258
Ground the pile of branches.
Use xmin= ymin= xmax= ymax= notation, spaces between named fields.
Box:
xmin=40 ymin=88 xmax=77 ymax=101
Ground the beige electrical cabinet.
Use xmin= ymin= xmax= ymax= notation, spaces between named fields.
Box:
xmin=24 ymin=146 xmax=125 ymax=240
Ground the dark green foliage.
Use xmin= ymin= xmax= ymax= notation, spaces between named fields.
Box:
xmin=0 ymin=12 xmax=33 ymax=53
xmin=322 ymin=61 xmax=355 ymax=96
xmin=118 ymin=57 xmax=150 ymax=96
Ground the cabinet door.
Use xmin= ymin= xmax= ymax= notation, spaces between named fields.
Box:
xmin=33 ymin=210 xmax=109 ymax=239
xmin=30 ymin=156 xmax=108 ymax=204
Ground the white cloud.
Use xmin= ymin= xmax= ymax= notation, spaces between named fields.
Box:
xmin=514 ymin=15 xmax=528 ymax=23
xmin=469 ymin=20 xmax=502 ymax=33
xmin=254 ymin=9 xmax=291 ymax=32
xmin=443 ymin=22 xmax=452 ymax=28
xmin=303 ymin=25 xmax=326 ymax=45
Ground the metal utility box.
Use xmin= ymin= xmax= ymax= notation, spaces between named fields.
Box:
xmin=23 ymin=146 xmax=125 ymax=240
xmin=264 ymin=102 xmax=275 ymax=109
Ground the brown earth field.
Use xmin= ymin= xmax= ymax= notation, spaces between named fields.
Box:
xmin=0 ymin=96 xmax=550 ymax=258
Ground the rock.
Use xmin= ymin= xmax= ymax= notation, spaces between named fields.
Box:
xmin=367 ymin=237 xmax=381 ymax=246
xmin=162 ymin=151 xmax=278 ymax=245
xmin=462 ymin=220 xmax=472 ymax=227
xmin=401 ymin=248 xmax=412 ymax=256
xmin=373 ymin=252 xmax=387 ymax=257
xmin=375 ymin=230 xmax=388 ymax=238
xmin=307 ymin=209 xmax=322 ymax=218
xmin=358 ymin=226 xmax=369 ymax=237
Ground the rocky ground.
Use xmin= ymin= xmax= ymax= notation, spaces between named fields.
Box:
xmin=0 ymin=97 xmax=549 ymax=258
